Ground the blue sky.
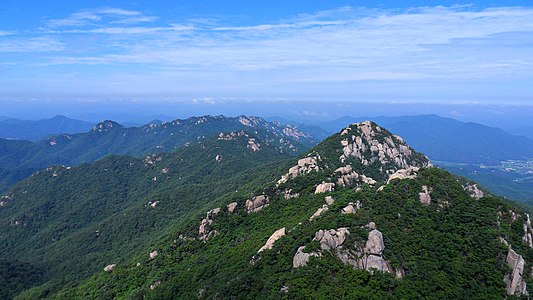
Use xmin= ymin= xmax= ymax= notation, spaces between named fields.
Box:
xmin=1 ymin=0 xmax=533 ymax=106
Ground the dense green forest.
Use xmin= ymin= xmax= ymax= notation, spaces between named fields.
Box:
xmin=0 ymin=131 xmax=292 ymax=298
xmin=0 ymin=115 xmax=316 ymax=193
xmin=2 ymin=121 xmax=532 ymax=299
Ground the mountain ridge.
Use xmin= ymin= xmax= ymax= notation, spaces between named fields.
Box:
xmin=9 ymin=120 xmax=530 ymax=299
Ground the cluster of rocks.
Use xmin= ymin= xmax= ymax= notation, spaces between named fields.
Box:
xmin=247 ymin=138 xmax=261 ymax=152
xmin=277 ymin=154 xmax=321 ymax=185
xmin=282 ymin=125 xmax=311 ymax=140
xmin=144 ymin=154 xmax=162 ymax=166
xmin=463 ymin=183 xmax=484 ymax=199
xmin=339 ymin=121 xmax=431 ymax=170
xmin=387 ymin=167 xmax=419 ymax=184
xmin=1 ymin=195 xmax=12 ymax=207
xmin=245 ymin=195 xmax=270 ymax=213
xmin=334 ymin=165 xmax=377 ymax=187
xmin=292 ymin=224 xmax=397 ymax=277
xmin=217 ymin=130 xmax=247 ymax=141
xmin=199 ymin=208 xmax=221 ymax=241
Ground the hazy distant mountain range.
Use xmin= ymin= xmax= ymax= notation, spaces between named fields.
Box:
xmin=318 ymin=114 xmax=533 ymax=164
xmin=0 ymin=115 xmax=317 ymax=193
xmin=0 ymin=115 xmax=94 ymax=141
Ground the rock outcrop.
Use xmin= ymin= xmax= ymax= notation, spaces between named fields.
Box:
xmin=227 ymin=202 xmax=238 ymax=213
xmin=258 ymin=228 xmax=286 ymax=253
xmin=464 ymin=183 xmax=484 ymax=199
xmin=104 ymin=264 xmax=116 ymax=272
xmin=325 ymin=196 xmax=335 ymax=205
xmin=315 ymin=182 xmax=335 ymax=194
xmin=245 ymin=195 xmax=270 ymax=213
xmin=339 ymin=121 xmax=431 ymax=170
xmin=523 ymin=214 xmax=533 ymax=248
xmin=292 ymin=246 xmax=320 ymax=268
xmin=315 ymin=228 xmax=350 ymax=250
xmin=387 ymin=167 xmax=419 ymax=184
xmin=419 ymin=186 xmax=431 ymax=205
xmin=277 ymin=154 xmax=321 ymax=185
xmin=293 ymin=226 xmax=393 ymax=275
xmin=149 ymin=250 xmax=158 ymax=259
xmin=504 ymin=248 xmax=528 ymax=296
xmin=309 ymin=204 xmax=329 ymax=221
xmin=199 ymin=208 xmax=221 ymax=240
xmin=341 ymin=202 xmax=361 ymax=214
xmin=284 ymin=189 xmax=299 ymax=199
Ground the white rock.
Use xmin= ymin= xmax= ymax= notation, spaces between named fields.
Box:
xmin=149 ymin=250 xmax=158 ymax=259
xmin=258 ymin=228 xmax=286 ymax=253
xmin=315 ymin=182 xmax=335 ymax=194
xmin=419 ymin=186 xmax=431 ymax=205
xmin=104 ymin=264 xmax=116 ymax=272
xmin=245 ymin=195 xmax=270 ymax=213
xmin=310 ymin=205 xmax=329 ymax=221
xmin=325 ymin=196 xmax=334 ymax=205
xmin=227 ymin=202 xmax=238 ymax=213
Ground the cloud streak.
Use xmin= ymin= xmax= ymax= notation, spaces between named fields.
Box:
xmin=2 ymin=6 xmax=533 ymax=102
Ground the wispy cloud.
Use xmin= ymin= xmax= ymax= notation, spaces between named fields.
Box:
xmin=2 ymin=6 xmax=533 ymax=102
xmin=46 ymin=8 xmax=156 ymax=28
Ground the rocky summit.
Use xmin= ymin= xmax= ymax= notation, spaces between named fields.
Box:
xmin=2 ymin=121 xmax=532 ymax=299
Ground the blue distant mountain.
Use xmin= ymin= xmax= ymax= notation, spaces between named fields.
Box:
xmin=0 ymin=115 xmax=94 ymax=141
xmin=320 ymin=114 xmax=533 ymax=164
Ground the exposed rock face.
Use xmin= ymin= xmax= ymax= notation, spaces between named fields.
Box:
xmin=277 ymin=154 xmax=321 ymax=185
xmin=199 ymin=208 xmax=221 ymax=240
xmin=104 ymin=264 xmax=116 ymax=272
xmin=309 ymin=204 xmax=329 ymax=221
xmin=315 ymin=182 xmax=335 ymax=194
xmin=315 ymin=228 xmax=350 ymax=250
xmin=218 ymin=130 xmax=247 ymax=141
xmin=341 ymin=202 xmax=360 ymax=214
xmin=464 ymin=183 xmax=484 ymax=199
xmin=338 ymin=121 xmax=431 ymax=170
xmin=325 ymin=196 xmax=335 ymax=205
xmin=335 ymin=165 xmax=359 ymax=187
xmin=293 ymin=246 xmax=320 ymax=268
xmin=215 ymin=155 xmax=222 ymax=162
xmin=419 ymin=186 xmax=431 ymax=205
xmin=245 ymin=195 xmax=270 ymax=213
xmin=365 ymin=230 xmax=385 ymax=255
xmin=258 ymin=228 xmax=286 ymax=253
xmin=387 ymin=167 xmax=419 ymax=184
xmin=149 ymin=250 xmax=158 ymax=259
xmin=247 ymin=138 xmax=261 ymax=152
xmin=227 ymin=202 xmax=238 ymax=213
xmin=504 ymin=248 xmax=528 ymax=296
xmin=523 ymin=214 xmax=533 ymax=248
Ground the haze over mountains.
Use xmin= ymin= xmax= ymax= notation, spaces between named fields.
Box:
xmin=1 ymin=113 xmax=533 ymax=203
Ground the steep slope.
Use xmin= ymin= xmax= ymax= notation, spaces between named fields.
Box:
xmin=0 ymin=131 xmax=292 ymax=298
xmin=43 ymin=121 xmax=533 ymax=299
xmin=0 ymin=115 xmax=94 ymax=141
xmin=0 ymin=115 xmax=317 ymax=193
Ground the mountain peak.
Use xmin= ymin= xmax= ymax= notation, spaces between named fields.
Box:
xmin=278 ymin=120 xmax=432 ymax=188
xmin=92 ymin=120 xmax=123 ymax=132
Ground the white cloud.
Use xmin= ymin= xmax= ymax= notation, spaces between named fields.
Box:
xmin=2 ymin=6 xmax=533 ymax=100
xmin=46 ymin=8 xmax=156 ymax=28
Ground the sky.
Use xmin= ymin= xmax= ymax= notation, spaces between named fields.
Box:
xmin=1 ymin=1 xmax=533 ymax=121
